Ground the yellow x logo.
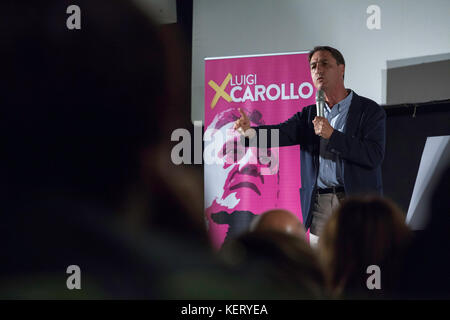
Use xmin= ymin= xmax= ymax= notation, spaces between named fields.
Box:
xmin=208 ymin=73 xmax=232 ymax=109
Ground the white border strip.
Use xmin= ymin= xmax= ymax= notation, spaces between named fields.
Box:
xmin=205 ymin=51 xmax=310 ymax=61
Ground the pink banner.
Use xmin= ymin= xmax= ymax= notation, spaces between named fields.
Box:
xmin=204 ymin=52 xmax=315 ymax=249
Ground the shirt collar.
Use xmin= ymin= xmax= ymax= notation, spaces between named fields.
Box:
xmin=325 ymin=89 xmax=353 ymax=113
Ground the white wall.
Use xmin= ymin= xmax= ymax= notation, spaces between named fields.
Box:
xmin=192 ymin=0 xmax=450 ymax=123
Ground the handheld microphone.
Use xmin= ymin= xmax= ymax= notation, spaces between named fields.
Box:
xmin=316 ymin=89 xmax=325 ymax=117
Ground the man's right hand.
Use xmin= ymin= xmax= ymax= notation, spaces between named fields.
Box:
xmin=233 ymin=108 xmax=251 ymax=133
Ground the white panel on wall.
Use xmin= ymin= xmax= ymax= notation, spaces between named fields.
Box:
xmin=406 ymin=136 xmax=450 ymax=230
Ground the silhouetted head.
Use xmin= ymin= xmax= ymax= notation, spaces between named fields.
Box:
xmin=0 ymin=0 xmax=206 ymax=243
xmin=250 ymin=209 xmax=305 ymax=240
xmin=319 ymin=195 xmax=412 ymax=297
xmin=220 ymin=230 xmax=325 ymax=298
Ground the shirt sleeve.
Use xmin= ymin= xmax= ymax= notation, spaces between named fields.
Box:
xmin=246 ymin=109 xmax=308 ymax=148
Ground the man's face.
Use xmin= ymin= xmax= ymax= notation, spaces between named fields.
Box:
xmin=309 ymin=50 xmax=345 ymax=91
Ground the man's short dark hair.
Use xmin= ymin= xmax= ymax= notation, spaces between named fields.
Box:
xmin=308 ymin=46 xmax=345 ymax=66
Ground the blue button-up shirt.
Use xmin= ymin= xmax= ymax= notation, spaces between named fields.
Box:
xmin=316 ymin=90 xmax=353 ymax=189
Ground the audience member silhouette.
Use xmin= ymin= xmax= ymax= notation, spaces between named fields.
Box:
xmin=250 ymin=209 xmax=306 ymax=240
xmin=220 ymin=214 xmax=326 ymax=299
xmin=0 ymin=0 xmax=217 ymax=299
xmin=318 ymin=196 xmax=412 ymax=298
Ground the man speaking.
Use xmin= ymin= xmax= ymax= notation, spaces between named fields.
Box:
xmin=234 ymin=46 xmax=386 ymax=242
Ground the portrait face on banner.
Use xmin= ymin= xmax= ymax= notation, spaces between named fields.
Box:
xmin=204 ymin=107 xmax=280 ymax=249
